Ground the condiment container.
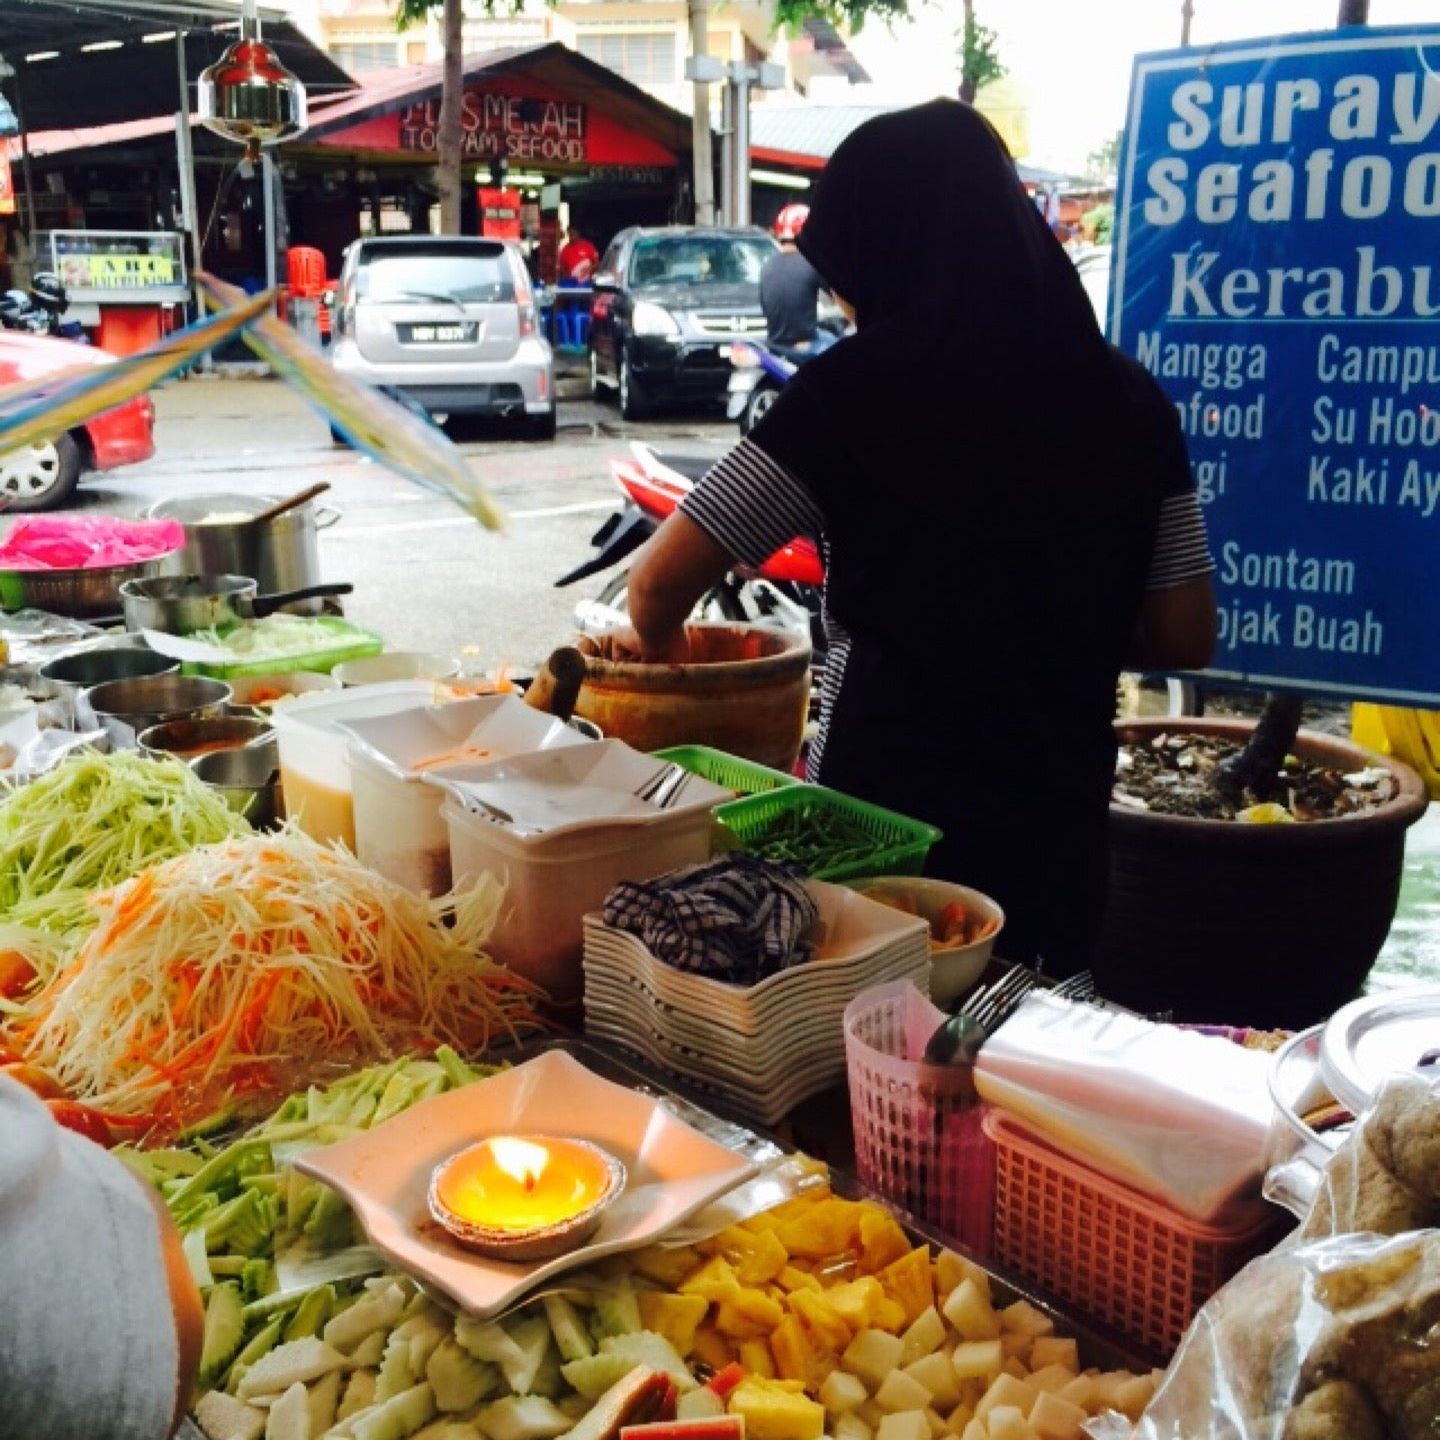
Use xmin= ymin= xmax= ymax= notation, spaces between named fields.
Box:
xmin=39 ymin=646 xmax=179 ymax=728
xmin=85 ymin=674 xmax=232 ymax=750
xmin=333 ymin=651 xmax=460 ymax=687
xmin=192 ymin=742 xmax=283 ymax=829
xmin=340 ymin=694 xmax=593 ymax=895
xmin=268 ymin=680 xmax=448 ymax=848
xmin=138 ymin=715 xmax=274 ymax=761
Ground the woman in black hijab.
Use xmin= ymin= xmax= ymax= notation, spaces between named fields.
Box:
xmin=628 ymin=100 xmax=1216 ymax=975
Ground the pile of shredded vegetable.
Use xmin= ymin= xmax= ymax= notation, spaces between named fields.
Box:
xmin=11 ymin=830 xmax=542 ymax=1128
xmin=0 ymin=751 xmax=250 ymax=936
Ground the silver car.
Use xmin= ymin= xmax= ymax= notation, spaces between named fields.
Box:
xmin=330 ymin=236 xmax=555 ymax=440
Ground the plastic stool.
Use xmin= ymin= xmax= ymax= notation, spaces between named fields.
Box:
xmin=570 ymin=310 xmax=590 ymax=348
xmin=552 ymin=307 xmax=577 ymax=348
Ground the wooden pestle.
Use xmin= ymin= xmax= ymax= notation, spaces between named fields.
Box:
xmin=524 ymin=646 xmax=588 ymax=721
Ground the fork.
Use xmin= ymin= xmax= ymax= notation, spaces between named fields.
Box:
xmin=633 ymin=762 xmax=688 ymax=807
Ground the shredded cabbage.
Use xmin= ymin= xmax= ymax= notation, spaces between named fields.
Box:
xmin=0 ymin=751 xmax=249 ymax=935
xmin=13 ymin=829 xmax=542 ymax=1124
xmin=189 ymin=614 xmax=365 ymax=661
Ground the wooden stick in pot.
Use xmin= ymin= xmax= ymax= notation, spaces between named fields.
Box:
xmin=524 ymin=646 xmax=588 ymax=722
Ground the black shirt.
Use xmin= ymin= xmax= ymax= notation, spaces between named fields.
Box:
xmin=759 ymin=250 xmax=825 ymax=347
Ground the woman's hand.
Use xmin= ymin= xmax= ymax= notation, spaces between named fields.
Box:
xmin=582 ymin=626 xmax=691 ymax=664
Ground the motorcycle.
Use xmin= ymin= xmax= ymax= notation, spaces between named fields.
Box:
xmin=725 ymin=340 xmax=796 ymax=436
xmin=0 ymin=273 xmax=89 ymax=342
xmin=555 ymin=441 xmax=826 ymax=657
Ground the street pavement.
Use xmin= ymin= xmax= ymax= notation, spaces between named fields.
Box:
xmin=72 ymin=375 xmax=735 ymax=672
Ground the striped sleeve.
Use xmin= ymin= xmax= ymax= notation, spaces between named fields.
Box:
xmin=1146 ymin=491 xmax=1215 ymax=591
xmin=679 ymin=437 xmax=824 ymax=568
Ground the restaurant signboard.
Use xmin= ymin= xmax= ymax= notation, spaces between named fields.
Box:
xmin=1112 ymin=26 xmax=1440 ymax=705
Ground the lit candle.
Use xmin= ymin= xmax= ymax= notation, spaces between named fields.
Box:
xmin=428 ymin=1134 xmax=625 ymax=1260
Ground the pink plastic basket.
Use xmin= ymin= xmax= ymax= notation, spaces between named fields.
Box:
xmin=986 ymin=1109 xmax=1282 ymax=1356
xmin=843 ymin=980 xmax=995 ymax=1255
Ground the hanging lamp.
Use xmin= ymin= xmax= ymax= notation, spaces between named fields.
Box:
xmin=197 ymin=0 xmax=307 ymax=158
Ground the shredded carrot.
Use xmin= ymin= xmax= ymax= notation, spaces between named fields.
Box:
xmin=13 ymin=829 xmax=542 ymax=1122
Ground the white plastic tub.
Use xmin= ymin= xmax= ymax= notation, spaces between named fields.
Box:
xmin=342 ymin=695 xmax=593 ymax=894
xmin=440 ymin=799 xmax=716 ymax=1003
xmin=268 ymin=680 xmax=445 ymax=848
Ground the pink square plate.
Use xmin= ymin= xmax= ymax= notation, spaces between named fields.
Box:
xmin=294 ymin=1049 xmax=757 ymax=1318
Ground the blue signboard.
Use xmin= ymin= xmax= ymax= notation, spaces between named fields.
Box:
xmin=1112 ymin=26 xmax=1440 ymax=706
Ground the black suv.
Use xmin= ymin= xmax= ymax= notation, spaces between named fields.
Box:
xmin=587 ymin=226 xmax=778 ymax=419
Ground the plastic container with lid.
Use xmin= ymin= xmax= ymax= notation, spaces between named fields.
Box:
xmin=268 ymin=681 xmax=449 ymax=848
xmin=341 ymin=694 xmax=594 ymax=895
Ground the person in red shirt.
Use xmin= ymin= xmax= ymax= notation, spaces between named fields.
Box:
xmin=558 ymin=227 xmax=599 ymax=284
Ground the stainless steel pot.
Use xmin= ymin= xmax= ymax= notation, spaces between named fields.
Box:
xmin=39 ymin=647 xmax=180 ymax=728
xmin=143 ymin=493 xmax=339 ymax=613
xmin=192 ymin=742 xmax=282 ymax=829
xmin=118 ymin=573 xmax=354 ymax=634
xmin=85 ymin=674 xmax=232 ymax=750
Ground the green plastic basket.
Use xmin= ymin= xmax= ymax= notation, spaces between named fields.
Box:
xmin=715 ymin=783 xmax=941 ymax=882
xmin=178 ymin=619 xmax=384 ymax=679
xmin=652 ymin=744 xmax=800 ymax=798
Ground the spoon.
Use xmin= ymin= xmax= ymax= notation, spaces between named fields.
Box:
xmin=249 ymin=481 xmax=331 ymax=527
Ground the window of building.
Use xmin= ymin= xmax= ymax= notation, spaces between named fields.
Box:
xmin=330 ymin=40 xmax=400 ymax=73
xmin=576 ymin=31 xmax=676 ymax=87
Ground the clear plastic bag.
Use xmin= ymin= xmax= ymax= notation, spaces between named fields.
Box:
xmin=1085 ymin=1228 xmax=1440 ymax=1440
xmin=1286 ymin=1069 xmax=1440 ymax=1244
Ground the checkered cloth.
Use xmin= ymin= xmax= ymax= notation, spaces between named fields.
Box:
xmin=603 ymin=855 xmax=819 ymax=985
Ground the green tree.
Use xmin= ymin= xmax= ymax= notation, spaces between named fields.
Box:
xmin=957 ymin=0 xmax=1004 ymax=105
xmin=1085 ymin=130 xmax=1123 ymax=182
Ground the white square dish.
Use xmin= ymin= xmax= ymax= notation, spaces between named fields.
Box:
xmin=294 ymin=1049 xmax=758 ymax=1317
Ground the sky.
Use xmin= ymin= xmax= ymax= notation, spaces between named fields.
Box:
xmin=845 ymin=0 xmax=1440 ymax=172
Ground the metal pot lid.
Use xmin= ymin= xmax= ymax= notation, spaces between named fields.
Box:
xmin=145 ymin=493 xmax=275 ymax=524
xmin=1319 ymin=986 xmax=1440 ymax=1114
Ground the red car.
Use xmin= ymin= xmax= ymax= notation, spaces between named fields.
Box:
xmin=0 ymin=331 xmax=156 ymax=511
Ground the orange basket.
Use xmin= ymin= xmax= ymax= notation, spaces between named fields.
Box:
xmin=986 ymin=1109 xmax=1282 ymax=1357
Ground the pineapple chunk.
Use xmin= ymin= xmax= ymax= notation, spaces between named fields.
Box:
xmin=898 ymin=1308 xmax=946 ymax=1365
xmin=942 ymin=1281 xmax=999 ymax=1343
xmin=1055 ymin=1378 xmax=1094 ymax=1412
xmin=681 ymin=1257 xmax=742 ymax=1303
xmin=734 ymin=1231 xmax=791 ymax=1286
xmin=728 ymin=1377 xmax=826 ymax=1440
xmin=637 ymin=1294 xmax=709 ymax=1357
xmin=776 ymin=1200 xmax=863 ymax=1260
xmin=835 ymin=1414 xmax=874 ymax=1440
xmin=974 ymin=1376 xmax=1037 ymax=1425
xmin=1028 ymin=1339 xmax=1078 ymax=1374
xmin=984 ymin=1405 xmax=1035 ymax=1440
xmin=950 ymin=1342 xmax=1003 ymax=1384
xmin=858 ymin=1210 xmax=912 ymax=1275
xmin=999 ymin=1302 xmax=1053 ymax=1340
xmin=923 ymin=1407 xmax=948 ymax=1439
xmin=874 ymin=1413 xmax=929 ymax=1440
xmin=776 ymin=1267 xmax=822 ymax=1295
xmin=819 ymin=1371 xmax=869 ymax=1416
xmin=691 ymin=1327 xmax=736 ymax=1373
xmin=934 ymin=1254 xmax=990 ymax=1306
xmin=1026 ymin=1366 xmax=1076 ymax=1397
xmin=1029 ymin=1392 xmax=1088 ymax=1440
xmin=857 ymin=1400 xmax=887 ymax=1432
xmin=902 ymin=1354 xmax=960 ymax=1412
xmin=715 ymin=1289 xmax=785 ymax=1339
xmin=959 ymin=1424 xmax=987 ymax=1440
xmin=630 ymin=1245 xmax=703 ymax=1289
xmin=739 ymin=1340 xmax=777 ymax=1380
xmin=1000 ymin=1334 xmax=1034 ymax=1363
xmin=788 ymin=1290 xmax=852 ymax=1353
xmin=872 ymin=1299 xmax=909 ymax=1335
xmin=1001 ymin=1358 xmax=1029 ymax=1382
xmin=874 ymin=1373 xmax=931 ymax=1414
xmin=841 ymin=1330 xmax=904 ymax=1390
xmin=826 ymin=1279 xmax=885 ymax=1332
xmin=769 ymin=1316 xmax=817 ymax=1385
xmin=944 ymin=1402 xmax=974 ymax=1436
xmin=1109 ymin=1375 xmax=1156 ymax=1420
xmin=879 ymin=1250 xmax=933 ymax=1327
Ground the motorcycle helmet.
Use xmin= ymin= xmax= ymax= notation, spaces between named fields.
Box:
xmin=772 ymin=204 xmax=810 ymax=243
xmin=0 ymin=289 xmax=30 ymax=324
xmin=30 ymin=272 xmax=68 ymax=314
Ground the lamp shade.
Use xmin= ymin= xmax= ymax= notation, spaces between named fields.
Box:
xmin=197 ymin=15 xmax=306 ymax=151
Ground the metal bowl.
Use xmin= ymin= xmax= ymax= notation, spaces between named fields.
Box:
xmin=0 ymin=555 xmax=180 ymax=621
xmin=192 ymin=741 xmax=281 ymax=828
xmin=85 ymin=674 xmax=232 ymax=750
xmin=138 ymin=715 xmax=274 ymax=761
xmin=39 ymin=647 xmax=180 ymax=728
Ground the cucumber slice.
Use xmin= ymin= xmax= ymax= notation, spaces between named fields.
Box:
xmin=200 ymin=1282 xmax=245 ymax=1389
xmin=543 ymin=1295 xmax=596 ymax=1364
xmin=558 ymin=1353 xmax=635 ymax=1401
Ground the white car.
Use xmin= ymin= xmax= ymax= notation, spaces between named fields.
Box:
xmin=330 ymin=235 xmax=556 ymax=440
xmin=1073 ymin=244 xmax=1112 ymax=332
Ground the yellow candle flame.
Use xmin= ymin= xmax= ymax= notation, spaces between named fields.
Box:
xmin=489 ymin=1136 xmax=551 ymax=1192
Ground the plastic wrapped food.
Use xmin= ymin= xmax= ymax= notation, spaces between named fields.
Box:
xmin=0 ymin=516 xmax=184 ymax=570
xmin=1297 ymin=1070 xmax=1440 ymax=1242
xmin=1086 ymin=1228 xmax=1440 ymax=1440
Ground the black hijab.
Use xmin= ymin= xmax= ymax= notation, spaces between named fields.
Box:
xmin=798 ymin=98 xmax=1108 ymax=377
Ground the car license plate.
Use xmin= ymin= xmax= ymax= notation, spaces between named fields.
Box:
xmin=399 ymin=322 xmax=476 ymax=344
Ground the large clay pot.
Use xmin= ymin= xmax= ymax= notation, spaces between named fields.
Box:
xmin=573 ymin=623 xmax=811 ymax=771
xmin=1094 ymin=717 xmax=1428 ymax=1029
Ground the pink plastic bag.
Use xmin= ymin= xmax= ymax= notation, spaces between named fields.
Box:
xmin=0 ymin=516 xmax=184 ymax=571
